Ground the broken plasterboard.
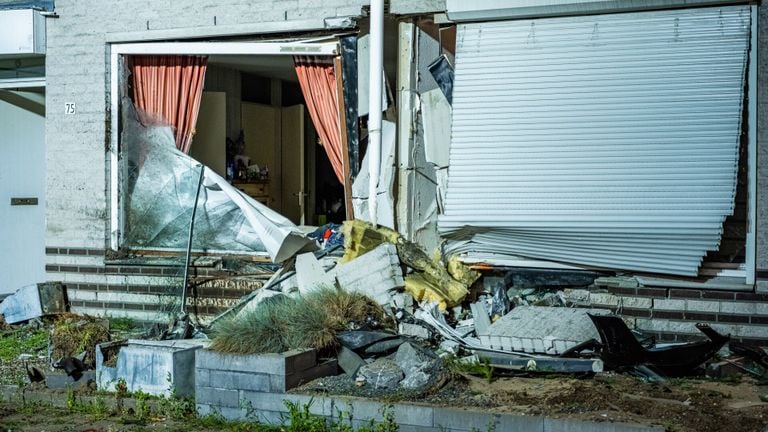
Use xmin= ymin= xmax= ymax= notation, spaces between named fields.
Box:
xmin=352 ymin=120 xmax=397 ymax=228
xmin=478 ymin=306 xmax=611 ymax=355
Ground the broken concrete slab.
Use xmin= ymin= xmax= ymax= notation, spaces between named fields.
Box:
xmin=395 ymin=342 xmax=432 ymax=377
xmin=296 ymin=252 xmax=337 ymax=295
xmin=357 ymin=358 xmax=403 ymax=390
xmin=478 ymin=306 xmax=612 ymax=355
xmin=337 ymin=346 xmax=366 ymax=376
xmin=0 ymin=282 xmax=66 ymax=324
xmin=398 ymin=322 xmax=431 ymax=339
xmin=469 ymin=302 xmax=491 ymax=336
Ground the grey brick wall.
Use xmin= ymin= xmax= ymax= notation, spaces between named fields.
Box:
xmin=44 ymin=0 xmax=370 ymax=250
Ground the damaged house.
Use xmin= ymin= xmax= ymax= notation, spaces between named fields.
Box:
xmin=0 ymin=0 xmax=767 ymax=345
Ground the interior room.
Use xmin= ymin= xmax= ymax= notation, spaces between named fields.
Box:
xmin=189 ymin=55 xmax=344 ymax=226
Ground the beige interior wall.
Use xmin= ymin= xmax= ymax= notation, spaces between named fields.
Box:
xmin=241 ymin=102 xmax=279 ymax=207
xmin=190 ymin=91 xmax=227 ymax=176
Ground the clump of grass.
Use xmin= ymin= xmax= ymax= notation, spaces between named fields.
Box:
xmin=209 ymin=287 xmax=391 ymax=355
xmin=51 ymin=314 xmax=110 ymax=365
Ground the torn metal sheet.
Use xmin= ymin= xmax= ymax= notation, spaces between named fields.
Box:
xmin=352 ymin=120 xmax=396 ymax=228
xmin=479 ymin=306 xmax=612 ymax=355
xmin=121 ymin=100 xmax=313 ymax=262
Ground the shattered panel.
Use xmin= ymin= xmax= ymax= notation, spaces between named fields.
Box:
xmin=121 ymin=100 xmax=313 ymax=262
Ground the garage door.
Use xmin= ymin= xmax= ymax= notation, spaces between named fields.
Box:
xmin=438 ymin=6 xmax=751 ymax=276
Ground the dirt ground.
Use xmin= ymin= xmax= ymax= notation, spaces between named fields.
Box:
xmin=0 ymin=373 xmax=766 ymax=431
xmin=300 ymin=372 xmax=768 ymax=432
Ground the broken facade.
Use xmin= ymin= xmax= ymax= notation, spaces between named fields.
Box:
xmin=0 ymin=0 xmax=761 ymax=341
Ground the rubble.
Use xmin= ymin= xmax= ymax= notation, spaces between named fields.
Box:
xmin=357 ymin=358 xmax=403 ymax=390
xmin=337 ymin=346 xmax=366 ymax=376
xmin=478 ymin=306 xmax=612 ymax=355
xmin=0 ymin=282 xmax=66 ymax=324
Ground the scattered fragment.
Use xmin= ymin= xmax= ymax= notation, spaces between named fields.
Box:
xmin=337 ymin=346 xmax=366 ymax=376
xmin=296 ymin=252 xmax=337 ymax=294
xmin=589 ymin=314 xmax=729 ymax=376
xmin=357 ymin=358 xmax=403 ymax=390
xmin=479 ymin=306 xmax=611 ymax=355
xmin=0 ymin=282 xmax=66 ymax=324
xmin=398 ymin=322 xmax=430 ymax=339
xmin=476 ymin=351 xmax=604 ymax=374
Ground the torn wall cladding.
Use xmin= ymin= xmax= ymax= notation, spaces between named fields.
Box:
xmin=121 ymin=100 xmax=312 ymax=262
xmin=438 ymin=6 xmax=751 ymax=276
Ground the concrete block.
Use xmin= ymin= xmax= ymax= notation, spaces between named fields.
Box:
xmin=620 ymin=296 xmax=652 ymax=309
xmin=209 ymin=370 xmax=271 ymax=392
xmin=590 ymin=293 xmax=620 ymax=307
xmin=195 ymin=386 xmax=240 ymax=407
xmin=97 ymin=339 xmax=205 ymax=398
xmin=719 ymin=301 xmax=757 ymax=315
xmin=685 ymin=300 xmax=719 ymax=313
xmin=652 ymin=299 xmax=686 ymax=311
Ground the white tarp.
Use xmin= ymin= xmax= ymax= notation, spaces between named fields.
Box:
xmin=122 ymin=101 xmax=314 ymax=262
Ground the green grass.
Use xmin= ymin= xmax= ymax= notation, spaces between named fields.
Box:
xmin=0 ymin=328 xmax=49 ymax=361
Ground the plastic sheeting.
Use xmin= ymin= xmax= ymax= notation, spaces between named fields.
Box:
xmin=121 ymin=100 xmax=314 ymax=262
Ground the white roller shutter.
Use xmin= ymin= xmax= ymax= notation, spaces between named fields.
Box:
xmin=438 ymin=6 xmax=751 ymax=276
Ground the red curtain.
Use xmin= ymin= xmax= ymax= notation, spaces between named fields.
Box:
xmin=129 ymin=55 xmax=208 ymax=154
xmin=294 ymin=56 xmax=344 ymax=184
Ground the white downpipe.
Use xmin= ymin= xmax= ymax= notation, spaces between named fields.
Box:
xmin=368 ymin=0 xmax=384 ymax=227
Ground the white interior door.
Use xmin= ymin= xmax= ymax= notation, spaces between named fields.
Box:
xmin=280 ymin=104 xmax=306 ymax=225
xmin=0 ymin=97 xmax=45 ymax=294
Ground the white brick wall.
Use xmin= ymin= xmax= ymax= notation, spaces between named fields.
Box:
xmin=44 ymin=0 xmax=370 ymax=249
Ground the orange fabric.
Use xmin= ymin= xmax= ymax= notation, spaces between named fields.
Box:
xmin=294 ymin=56 xmax=344 ymax=184
xmin=129 ymin=55 xmax=208 ymax=154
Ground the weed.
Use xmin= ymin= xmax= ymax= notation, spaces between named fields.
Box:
xmin=283 ymin=399 xmax=327 ymax=432
xmin=134 ymin=389 xmax=152 ymax=420
xmin=0 ymin=328 xmax=48 ymax=361
xmin=445 ymin=355 xmax=495 ymax=382
xmin=108 ymin=317 xmax=137 ymax=332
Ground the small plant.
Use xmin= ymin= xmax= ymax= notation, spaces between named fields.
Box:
xmin=445 ymin=355 xmax=495 ymax=382
xmin=283 ymin=399 xmax=327 ymax=432
xmin=66 ymin=386 xmax=76 ymax=412
xmin=91 ymin=394 xmax=108 ymax=419
xmin=114 ymin=377 xmax=128 ymax=414
xmin=134 ymin=389 xmax=152 ymax=420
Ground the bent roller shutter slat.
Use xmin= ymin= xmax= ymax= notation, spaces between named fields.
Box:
xmin=438 ymin=6 xmax=751 ymax=276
